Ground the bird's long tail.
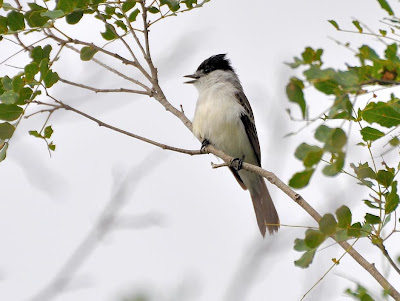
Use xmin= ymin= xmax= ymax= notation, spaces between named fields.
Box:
xmin=249 ymin=176 xmax=279 ymax=236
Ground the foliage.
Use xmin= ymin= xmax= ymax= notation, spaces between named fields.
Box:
xmin=286 ymin=0 xmax=400 ymax=285
xmin=0 ymin=0 xmax=209 ymax=160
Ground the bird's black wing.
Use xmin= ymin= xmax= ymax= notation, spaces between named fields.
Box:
xmin=236 ymin=91 xmax=262 ymax=167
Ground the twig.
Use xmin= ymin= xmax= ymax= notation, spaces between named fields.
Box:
xmin=58 ymin=78 xmax=151 ymax=95
xmin=300 ymin=239 xmax=360 ymax=301
xmin=63 ymin=44 xmax=151 ymax=91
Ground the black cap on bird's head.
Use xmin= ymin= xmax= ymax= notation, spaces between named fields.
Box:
xmin=196 ymin=54 xmax=234 ymax=74
xmin=184 ymin=54 xmax=234 ymax=84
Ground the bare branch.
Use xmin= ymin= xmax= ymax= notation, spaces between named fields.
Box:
xmin=45 ymin=30 xmax=142 ymax=70
xmin=63 ymin=44 xmax=151 ymax=91
xmin=95 ymin=9 xmax=153 ymax=82
xmin=59 ymin=77 xmax=151 ymax=95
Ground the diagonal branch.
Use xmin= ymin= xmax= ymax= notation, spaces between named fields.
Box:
xmin=63 ymin=44 xmax=151 ymax=91
xmin=59 ymin=78 xmax=151 ymax=95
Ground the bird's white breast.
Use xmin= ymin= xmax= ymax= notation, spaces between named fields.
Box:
xmin=192 ymin=82 xmax=254 ymax=161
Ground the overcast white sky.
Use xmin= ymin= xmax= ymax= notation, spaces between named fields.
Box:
xmin=1 ymin=0 xmax=400 ymax=301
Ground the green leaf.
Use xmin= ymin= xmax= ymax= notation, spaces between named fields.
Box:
xmin=0 ymin=16 xmax=8 ymax=34
xmin=0 ymin=122 xmax=15 ymax=139
xmin=322 ymin=152 xmax=344 ymax=176
xmin=314 ymin=80 xmax=339 ymax=95
xmin=17 ymin=87 xmax=33 ymax=105
xmin=66 ymin=10 xmax=84 ymax=24
xmin=80 ymin=46 xmax=97 ymax=61
xmin=294 ymin=144 xmax=324 ymax=167
xmin=385 ymin=181 xmax=399 ymax=214
xmin=315 ymin=125 xmax=333 ymax=143
xmin=39 ymin=58 xmax=50 ymax=79
xmin=294 ymin=238 xmax=311 ymax=252
xmin=347 ymin=222 xmax=362 ymax=237
xmin=101 ymin=24 xmax=117 ymax=40
xmin=29 ymin=130 xmax=43 ymax=138
xmin=377 ymin=0 xmax=394 ymax=15
xmin=295 ymin=143 xmax=319 ymax=160
xmin=0 ymin=91 xmax=19 ymax=104
xmin=44 ymin=125 xmax=53 ymax=139
xmin=160 ymin=0 xmax=180 ymax=12
xmin=362 ymin=101 xmax=400 ymax=128
xmin=304 ymin=229 xmax=325 ymax=248
xmin=24 ymin=62 xmax=39 ymax=82
xmin=122 ymin=0 xmax=136 ymax=12
xmin=30 ymin=45 xmax=52 ymax=64
xmin=12 ymin=76 xmax=23 ymax=93
xmin=322 ymin=128 xmax=347 ymax=153
xmin=385 ymin=43 xmax=400 ymax=63
xmin=288 ymin=169 xmax=314 ymax=188
xmin=43 ymin=71 xmax=59 ymax=88
xmin=0 ymin=142 xmax=8 ymax=162
xmin=319 ymin=214 xmax=337 ymax=235
xmin=294 ymin=249 xmax=316 ymax=269
xmin=0 ymin=104 xmax=23 ymax=121
xmin=336 ymin=205 xmax=352 ymax=228
xmin=25 ymin=9 xmax=49 ymax=28
xmin=2 ymin=76 xmax=12 ymax=90
xmin=48 ymin=142 xmax=56 ymax=151
xmin=328 ymin=20 xmax=340 ymax=30
xmin=360 ymin=126 xmax=385 ymax=141
xmin=350 ymin=162 xmax=376 ymax=179
xmin=380 ymin=29 xmax=387 ymax=37
xmin=286 ymin=77 xmax=306 ymax=118
xmin=365 ymin=213 xmax=381 ymax=224
xmin=352 ymin=20 xmax=363 ymax=33
xmin=57 ymin=0 xmax=76 ymax=13
xmin=376 ymin=170 xmax=394 ymax=188
xmin=358 ymin=45 xmax=380 ymax=61
xmin=7 ymin=11 xmax=25 ymax=31
xmin=286 ymin=57 xmax=304 ymax=69
xmin=182 ymin=0 xmax=197 ymax=9
xmin=364 ymin=199 xmax=380 ymax=209
xmin=304 ymin=66 xmax=335 ymax=81
xmin=147 ymin=6 xmax=159 ymax=13
xmin=41 ymin=10 xmax=65 ymax=19
xmin=115 ymin=20 xmax=127 ymax=31
xmin=128 ymin=8 xmax=140 ymax=22
xmin=389 ymin=137 xmax=399 ymax=146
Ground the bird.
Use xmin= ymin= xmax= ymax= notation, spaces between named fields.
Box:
xmin=184 ymin=54 xmax=279 ymax=236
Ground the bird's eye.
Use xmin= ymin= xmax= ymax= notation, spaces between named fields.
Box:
xmin=203 ymin=67 xmax=211 ymax=73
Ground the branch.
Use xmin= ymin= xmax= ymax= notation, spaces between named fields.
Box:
xmin=48 ymin=95 xmax=400 ymax=300
xmin=58 ymin=77 xmax=151 ymax=95
xmin=63 ymin=44 xmax=151 ymax=91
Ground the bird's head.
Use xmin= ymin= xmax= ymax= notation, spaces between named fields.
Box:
xmin=184 ymin=54 xmax=236 ymax=89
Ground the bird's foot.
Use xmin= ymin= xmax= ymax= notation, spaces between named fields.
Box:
xmin=201 ymin=139 xmax=210 ymax=152
xmin=230 ymin=155 xmax=245 ymax=171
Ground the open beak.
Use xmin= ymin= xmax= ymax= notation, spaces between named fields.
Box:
xmin=184 ymin=74 xmax=199 ymax=84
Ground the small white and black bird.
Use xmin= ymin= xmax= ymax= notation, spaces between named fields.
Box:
xmin=185 ymin=54 xmax=279 ymax=236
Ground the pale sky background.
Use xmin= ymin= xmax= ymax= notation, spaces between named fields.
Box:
xmin=1 ymin=0 xmax=400 ymax=301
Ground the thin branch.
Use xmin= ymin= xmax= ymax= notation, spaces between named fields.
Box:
xmin=63 ymin=44 xmax=151 ymax=91
xmin=301 ymin=239 xmax=360 ymax=301
xmin=58 ymin=78 xmax=151 ymax=95
xmin=44 ymin=30 xmax=142 ymax=70
xmin=33 ymin=98 xmax=202 ymax=157
xmin=95 ymin=9 xmax=153 ymax=82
